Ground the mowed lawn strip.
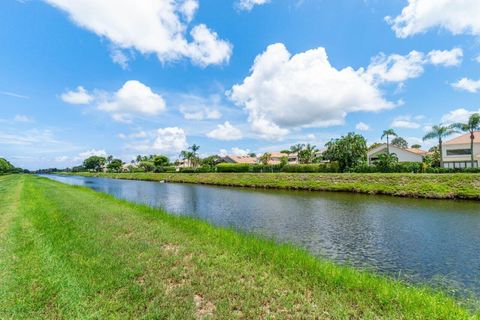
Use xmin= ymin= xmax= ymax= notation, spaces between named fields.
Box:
xmin=74 ymin=172 xmax=480 ymax=200
xmin=0 ymin=175 xmax=477 ymax=319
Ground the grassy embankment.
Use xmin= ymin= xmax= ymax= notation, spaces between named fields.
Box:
xmin=0 ymin=174 xmax=477 ymax=319
xmin=73 ymin=172 xmax=480 ymax=200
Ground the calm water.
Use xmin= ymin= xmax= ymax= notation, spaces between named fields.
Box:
xmin=42 ymin=174 xmax=480 ymax=297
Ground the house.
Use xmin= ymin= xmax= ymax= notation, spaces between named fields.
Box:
xmin=442 ymin=131 xmax=480 ymax=168
xmin=367 ymin=144 xmax=428 ymax=165
xmin=266 ymin=152 xmax=296 ymax=165
xmin=222 ymin=155 xmax=257 ymax=165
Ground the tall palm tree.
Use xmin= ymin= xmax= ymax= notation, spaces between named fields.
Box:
xmin=381 ymin=129 xmax=397 ymax=154
xmin=189 ymin=144 xmax=200 ymax=157
xmin=452 ymin=113 xmax=480 ymax=168
xmin=289 ymin=143 xmax=305 ymax=154
xmin=423 ymin=125 xmax=457 ymax=168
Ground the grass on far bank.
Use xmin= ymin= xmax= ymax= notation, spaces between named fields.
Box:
xmin=0 ymin=174 xmax=478 ymax=319
xmin=73 ymin=171 xmax=480 ymax=200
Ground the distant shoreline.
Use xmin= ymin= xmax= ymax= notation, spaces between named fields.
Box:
xmin=63 ymin=172 xmax=480 ymax=201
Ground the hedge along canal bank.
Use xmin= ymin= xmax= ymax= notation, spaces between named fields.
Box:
xmin=45 ymin=174 xmax=480 ymax=301
xmin=67 ymin=172 xmax=480 ymax=200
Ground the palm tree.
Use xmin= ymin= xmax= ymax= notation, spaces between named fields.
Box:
xmin=180 ymin=150 xmax=194 ymax=167
xmin=452 ymin=113 xmax=480 ymax=168
xmin=289 ymin=143 xmax=305 ymax=154
xmin=189 ymin=144 xmax=200 ymax=157
xmin=381 ymin=129 xmax=397 ymax=154
xmin=423 ymin=125 xmax=457 ymax=168
xmin=298 ymin=144 xmax=318 ymax=164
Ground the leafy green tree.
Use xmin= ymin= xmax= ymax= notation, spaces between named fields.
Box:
xmin=83 ymin=156 xmax=106 ymax=172
xmin=323 ymin=133 xmax=367 ymax=172
xmin=280 ymin=156 xmax=289 ymax=167
xmin=280 ymin=150 xmax=291 ymax=154
xmin=0 ymin=158 xmax=15 ymax=174
xmin=107 ymin=159 xmax=123 ymax=172
xmin=259 ymin=152 xmax=272 ymax=165
xmin=452 ymin=113 xmax=480 ymax=167
xmin=248 ymin=153 xmax=257 ymax=158
xmin=426 ymin=146 xmax=441 ymax=168
xmin=298 ymin=144 xmax=318 ymax=164
xmin=391 ymin=137 xmax=408 ymax=149
xmin=368 ymin=142 xmax=383 ymax=151
xmin=201 ymin=155 xmax=221 ymax=167
xmin=153 ymin=155 xmax=170 ymax=168
xmin=138 ymin=161 xmax=155 ymax=172
xmin=411 ymin=144 xmax=422 ymax=149
xmin=381 ymin=129 xmax=397 ymax=154
xmin=423 ymin=125 xmax=457 ymax=168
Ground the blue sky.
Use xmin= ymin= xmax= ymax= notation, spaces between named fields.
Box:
xmin=1 ymin=0 xmax=480 ymax=169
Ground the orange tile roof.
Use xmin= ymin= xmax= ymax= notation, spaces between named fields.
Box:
xmin=444 ymin=131 xmax=480 ymax=145
xmin=405 ymin=148 xmax=428 ymax=155
xmin=225 ymin=155 xmax=257 ymax=164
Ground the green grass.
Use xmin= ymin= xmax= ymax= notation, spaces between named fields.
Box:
xmin=73 ymin=172 xmax=480 ymax=200
xmin=0 ymin=174 xmax=478 ymax=319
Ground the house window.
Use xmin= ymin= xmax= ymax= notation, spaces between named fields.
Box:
xmin=446 ymin=149 xmax=471 ymax=156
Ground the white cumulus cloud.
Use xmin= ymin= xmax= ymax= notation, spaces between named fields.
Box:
xmin=355 ymin=122 xmax=370 ymax=131
xmin=207 ymin=121 xmax=243 ymax=141
xmin=97 ymin=80 xmax=166 ymax=121
xmin=219 ymin=147 xmax=251 ymax=157
xmin=62 ymin=81 xmax=167 ymax=122
xmin=44 ymin=0 xmax=232 ymax=66
xmin=386 ymin=0 xmax=480 ymax=38
xmin=127 ymin=127 xmax=188 ymax=155
xmin=75 ymin=149 xmax=108 ymax=161
xmin=427 ymin=48 xmax=463 ymax=67
xmin=441 ymin=108 xmax=480 ymax=124
xmin=236 ymin=0 xmax=270 ymax=11
xmin=229 ymin=43 xmax=395 ymax=139
xmin=452 ymin=78 xmax=480 ymax=93
xmin=391 ymin=115 xmax=421 ymax=129
xmin=60 ymin=86 xmax=94 ymax=105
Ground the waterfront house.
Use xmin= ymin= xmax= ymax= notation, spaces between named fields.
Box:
xmin=266 ymin=152 xmax=298 ymax=165
xmin=442 ymin=131 xmax=480 ymax=168
xmin=222 ymin=155 xmax=257 ymax=164
xmin=367 ymin=144 xmax=428 ymax=165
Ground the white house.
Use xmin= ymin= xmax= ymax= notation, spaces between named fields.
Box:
xmin=442 ymin=131 xmax=480 ymax=168
xmin=367 ymin=144 xmax=428 ymax=165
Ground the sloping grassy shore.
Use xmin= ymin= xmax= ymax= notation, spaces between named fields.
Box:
xmin=74 ymin=172 xmax=480 ymax=200
xmin=0 ymin=175 xmax=477 ymax=319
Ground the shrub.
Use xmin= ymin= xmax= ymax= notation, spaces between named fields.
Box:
xmin=281 ymin=163 xmax=340 ymax=173
xmin=216 ymin=163 xmax=251 ymax=173
xmin=251 ymin=164 xmax=283 ymax=173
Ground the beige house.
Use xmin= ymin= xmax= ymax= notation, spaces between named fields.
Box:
xmin=223 ymin=155 xmax=257 ymax=165
xmin=367 ymin=144 xmax=428 ymax=165
xmin=265 ymin=152 xmax=298 ymax=165
xmin=442 ymin=131 xmax=480 ymax=168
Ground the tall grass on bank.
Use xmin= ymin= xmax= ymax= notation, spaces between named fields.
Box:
xmin=71 ymin=172 xmax=480 ymax=200
xmin=0 ymin=175 xmax=477 ymax=319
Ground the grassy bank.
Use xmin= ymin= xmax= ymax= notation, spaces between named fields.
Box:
xmin=72 ymin=172 xmax=480 ymax=200
xmin=0 ymin=175 xmax=477 ymax=319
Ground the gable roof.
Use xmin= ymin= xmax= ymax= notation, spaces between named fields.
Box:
xmin=405 ymin=148 xmax=428 ymax=155
xmin=224 ymin=155 xmax=257 ymax=164
xmin=444 ymin=131 xmax=480 ymax=145
xmin=368 ymin=144 xmax=428 ymax=156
